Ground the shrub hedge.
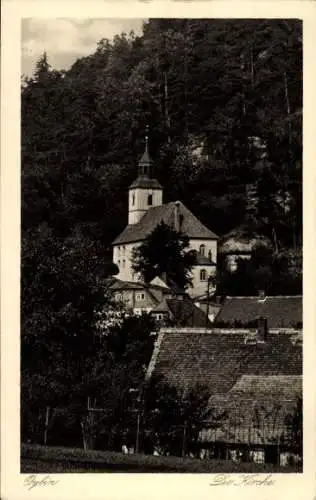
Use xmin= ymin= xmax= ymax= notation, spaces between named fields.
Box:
xmin=21 ymin=444 xmax=302 ymax=473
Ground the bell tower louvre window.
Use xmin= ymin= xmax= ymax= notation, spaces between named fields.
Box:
xmin=127 ymin=126 xmax=163 ymax=225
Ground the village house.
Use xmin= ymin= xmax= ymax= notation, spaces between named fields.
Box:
xmin=193 ymin=296 xmax=222 ymax=323
xmin=111 ymin=136 xmax=218 ymax=298
xmin=109 ymin=277 xmax=168 ymax=316
xmin=150 ymin=294 xmax=211 ymax=328
xmin=201 ymin=374 xmax=302 ymax=465
xmin=108 ymin=275 xmax=210 ymax=327
xmin=214 ymin=293 xmax=302 ymax=329
xmin=145 ymin=294 xmax=302 ymax=465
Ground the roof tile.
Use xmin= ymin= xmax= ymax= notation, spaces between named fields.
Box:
xmin=150 ymin=330 xmax=302 ymax=397
xmin=129 ymin=176 xmax=162 ymax=190
xmin=112 ymin=201 xmax=218 ymax=245
xmin=215 ymin=296 xmax=302 ymax=328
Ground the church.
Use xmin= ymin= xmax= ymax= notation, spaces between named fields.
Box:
xmin=111 ymin=136 xmax=218 ymax=298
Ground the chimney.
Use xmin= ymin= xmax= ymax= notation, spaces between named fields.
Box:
xmin=174 ymin=201 xmax=180 ymax=232
xmin=257 ymin=316 xmax=267 ymax=342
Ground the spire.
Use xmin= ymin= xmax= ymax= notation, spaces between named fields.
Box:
xmin=129 ymin=125 xmax=162 ymax=190
xmin=138 ymin=125 xmax=152 ymax=177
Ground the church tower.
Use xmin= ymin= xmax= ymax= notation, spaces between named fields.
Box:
xmin=128 ymin=129 xmax=163 ymax=225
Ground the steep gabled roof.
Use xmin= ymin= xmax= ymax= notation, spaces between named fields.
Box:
xmin=201 ymin=375 xmax=302 ymax=445
xmin=151 ymin=297 xmax=172 ymax=314
xmin=149 ymin=276 xmax=170 ymax=289
xmin=167 ymin=298 xmax=211 ymax=327
xmin=109 ymin=278 xmax=169 ymax=293
xmin=112 ymin=201 xmax=218 ymax=245
xmin=151 ymin=296 xmax=211 ymax=327
xmin=228 ymin=374 xmax=302 ymax=396
xmin=215 ymin=296 xmax=302 ymax=328
xmin=109 ymin=279 xmax=146 ymax=291
xmin=148 ymin=329 xmax=302 ymax=397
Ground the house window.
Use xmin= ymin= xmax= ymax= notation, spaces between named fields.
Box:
xmin=154 ymin=313 xmax=164 ymax=321
xmin=122 ymin=246 xmax=125 ymax=255
xmin=148 ymin=194 xmax=153 ymax=206
xmin=117 ymin=260 xmax=120 ymax=267
xmin=122 ymin=259 xmax=125 ymax=268
xmin=200 ymin=269 xmax=207 ymax=281
xmin=132 ymin=193 xmax=135 ymax=206
xmin=199 ymin=244 xmax=205 ymax=256
xmin=117 ymin=246 xmax=121 ymax=256
xmin=136 ymin=293 xmax=145 ymax=301
xmin=208 ymin=249 xmax=212 ymax=261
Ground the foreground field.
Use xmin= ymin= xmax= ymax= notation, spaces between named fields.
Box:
xmin=21 ymin=444 xmax=302 ymax=473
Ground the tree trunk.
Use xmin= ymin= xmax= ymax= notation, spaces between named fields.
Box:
xmin=284 ymin=71 xmax=292 ymax=145
xmin=250 ymin=43 xmax=254 ymax=90
xmin=163 ymin=71 xmax=171 ymax=142
xmin=43 ymin=406 xmax=50 ymax=445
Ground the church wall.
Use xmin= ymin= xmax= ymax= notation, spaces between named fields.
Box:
xmin=188 ymin=238 xmax=217 ymax=264
xmin=113 ymin=242 xmax=141 ymax=282
xmin=188 ymin=264 xmax=217 ymax=298
xmin=187 ymin=239 xmax=218 ymax=297
xmin=113 ymin=238 xmax=218 ymax=293
xmin=128 ymin=187 xmax=163 ymax=225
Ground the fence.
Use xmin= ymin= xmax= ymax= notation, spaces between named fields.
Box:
xmin=24 ymin=405 xmax=302 ymax=468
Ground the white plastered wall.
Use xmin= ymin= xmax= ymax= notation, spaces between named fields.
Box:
xmin=188 ymin=238 xmax=217 ymax=263
xmin=128 ymin=187 xmax=163 ymax=225
xmin=187 ymin=239 xmax=218 ymax=298
xmin=189 ymin=264 xmax=216 ymax=298
xmin=113 ymin=242 xmax=142 ymax=282
xmin=113 ymin=238 xmax=218 ymax=295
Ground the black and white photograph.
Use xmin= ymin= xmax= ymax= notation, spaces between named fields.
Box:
xmin=19 ymin=16 xmax=304 ymax=475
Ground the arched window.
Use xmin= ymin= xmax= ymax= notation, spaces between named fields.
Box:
xmin=132 ymin=193 xmax=135 ymax=206
xmin=148 ymin=194 xmax=153 ymax=206
xmin=122 ymin=259 xmax=125 ymax=268
xmin=208 ymin=249 xmax=212 ymax=261
xmin=199 ymin=244 xmax=205 ymax=256
xmin=200 ymin=269 xmax=206 ymax=281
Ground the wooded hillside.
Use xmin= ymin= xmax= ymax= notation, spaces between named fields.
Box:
xmin=21 ymin=20 xmax=302 ymax=445
xmin=22 ymin=19 xmax=302 ymax=246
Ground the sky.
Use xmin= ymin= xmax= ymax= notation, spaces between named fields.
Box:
xmin=21 ymin=18 xmax=145 ymax=77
